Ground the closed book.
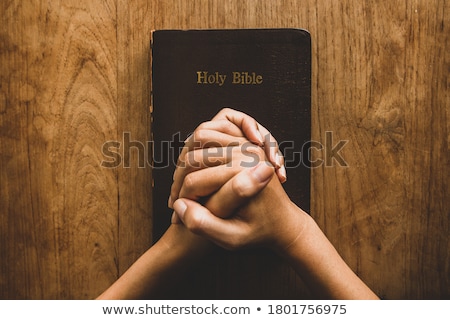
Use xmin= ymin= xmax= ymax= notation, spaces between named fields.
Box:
xmin=151 ymin=29 xmax=311 ymax=298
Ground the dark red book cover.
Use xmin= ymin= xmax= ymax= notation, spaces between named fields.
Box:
xmin=151 ymin=29 xmax=311 ymax=298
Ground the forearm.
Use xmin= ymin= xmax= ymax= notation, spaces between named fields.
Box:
xmin=278 ymin=208 xmax=378 ymax=300
xmin=97 ymin=224 xmax=211 ymax=299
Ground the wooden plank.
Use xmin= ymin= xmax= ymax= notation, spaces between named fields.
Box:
xmin=401 ymin=1 xmax=449 ymax=298
xmin=0 ymin=1 xmax=119 ymax=299
xmin=115 ymin=0 xmax=153 ymax=277
xmin=310 ymin=1 xmax=449 ymax=299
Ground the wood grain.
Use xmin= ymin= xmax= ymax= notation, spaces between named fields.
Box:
xmin=0 ymin=0 xmax=121 ymax=299
xmin=0 ymin=0 xmax=448 ymax=299
xmin=116 ymin=0 xmax=153 ymax=280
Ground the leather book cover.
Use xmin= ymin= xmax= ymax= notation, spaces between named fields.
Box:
xmin=151 ymin=29 xmax=311 ymax=243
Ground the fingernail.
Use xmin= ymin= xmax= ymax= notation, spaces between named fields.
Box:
xmin=279 ymin=165 xmax=287 ymax=183
xmin=184 ymin=133 xmax=193 ymax=143
xmin=275 ymin=153 xmax=282 ymax=168
xmin=173 ymin=199 xmax=187 ymax=220
xmin=255 ymin=130 xmax=264 ymax=146
xmin=171 ymin=211 xmax=180 ymax=224
xmin=168 ymin=195 xmax=173 ymax=208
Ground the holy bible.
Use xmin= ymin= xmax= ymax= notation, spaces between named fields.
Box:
xmin=151 ymin=29 xmax=311 ymax=243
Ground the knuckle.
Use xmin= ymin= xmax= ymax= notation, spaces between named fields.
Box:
xmin=181 ymin=152 xmax=190 ymax=166
xmin=196 ymin=121 xmax=209 ymax=131
xmin=193 ymin=128 xmax=208 ymax=144
xmin=181 ymin=173 xmax=196 ymax=193
xmin=223 ymin=236 xmax=244 ymax=251
xmin=219 ymin=107 xmax=232 ymax=115
xmin=184 ymin=212 xmax=205 ymax=234
xmin=236 ymin=145 xmax=265 ymax=167
xmin=183 ymin=150 xmax=191 ymax=161
xmin=252 ymin=146 xmax=266 ymax=159
xmin=231 ymin=175 xmax=254 ymax=199
xmin=183 ymin=150 xmax=198 ymax=169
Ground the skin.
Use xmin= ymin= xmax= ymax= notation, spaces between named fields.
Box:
xmin=173 ymin=166 xmax=379 ymax=299
xmin=97 ymin=109 xmax=281 ymax=299
xmin=168 ymin=108 xmax=286 ymax=210
xmin=98 ymin=108 xmax=378 ymax=300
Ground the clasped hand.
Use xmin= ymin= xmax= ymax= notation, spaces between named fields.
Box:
xmin=97 ymin=108 xmax=378 ymax=300
xmin=169 ymin=108 xmax=308 ymax=252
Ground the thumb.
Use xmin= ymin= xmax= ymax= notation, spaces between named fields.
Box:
xmin=173 ymin=198 xmax=247 ymax=250
xmin=203 ymin=161 xmax=275 ymax=218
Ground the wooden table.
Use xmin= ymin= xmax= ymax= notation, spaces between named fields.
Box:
xmin=0 ymin=0 xmax=448 ymax=299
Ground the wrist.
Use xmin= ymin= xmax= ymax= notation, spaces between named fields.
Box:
xmin=269 ymin=202 xmax=312 ymax=255
xmin=159 ymin=224 xmax=213 ymax=257
xmin=274 ymin=213 xmax=379 ymax=299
